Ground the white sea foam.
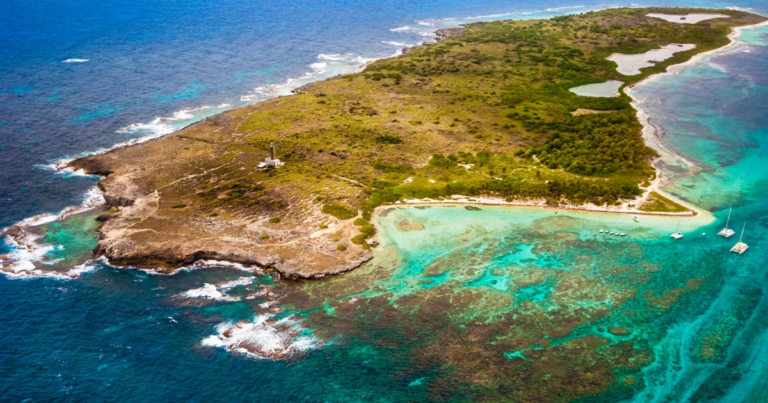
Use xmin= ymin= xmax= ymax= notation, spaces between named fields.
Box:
xmin=545 ymin=5 xmax=585 ymax=12
xmin=382 ymin=41 xmax=416 ymax=47
xmin=390 ymin=26 xmax=410 ymax=32
xmin=0 ymin=244 xmax=106 ymax=280
xmin=240 ymin=53 xmax=376 ymax=101
xmin=318 ymin=53 xmax=352 ymax=60
xmin=183 ymin=283 xmax=229 ymax=300
xmin=37 ymin=104 xmax=233 ymax=176
xmin=0 ymin=187 xmax=105 ymax=280
xmin=218 ymin=276 xmax=254 ymax=290
xmin=202 ymin=315 xmax=321 ymax=359
xmin=413 ymin=5 xmax=586 ymax=28
xmin=115 ymin=104 xmax=232 ymax=136
xmin=62 ymin=59 xmax=89 ymax=63
xmin=179 ymin=276 xmax=254 ymax=301
xmin=190 ymin=259 xmax=261 ymax=273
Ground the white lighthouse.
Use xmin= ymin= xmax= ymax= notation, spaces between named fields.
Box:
xmin=258 ymin=142 xmax=283 ymax=169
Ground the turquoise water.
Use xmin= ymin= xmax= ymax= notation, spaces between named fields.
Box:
xmin=3 ymin=7 xmax=768 ymax=403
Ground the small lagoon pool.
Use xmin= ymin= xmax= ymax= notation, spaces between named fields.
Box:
xmin=569 ymin=80 xmax=623 ymax=97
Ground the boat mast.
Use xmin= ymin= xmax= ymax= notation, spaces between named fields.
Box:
xmin=738 ymin=223 xmax=745 ymax=243
xmin=725 ymin=208 xmax=731 ymax=229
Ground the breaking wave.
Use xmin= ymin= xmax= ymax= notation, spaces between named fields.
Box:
xmin=202 ymin=315 xmax=322 ymax=360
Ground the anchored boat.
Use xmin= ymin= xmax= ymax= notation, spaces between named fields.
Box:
xmin=718 ymin=207 xmax=736 ymax=238
xmin=670 ymin=219 xmax=683 ymax=240
xmin=730 ymin=223 xmax=749 ymax=255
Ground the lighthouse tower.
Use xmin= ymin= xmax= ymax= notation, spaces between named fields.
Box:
xmin=259 ymin=142 xmax=282 ymax=169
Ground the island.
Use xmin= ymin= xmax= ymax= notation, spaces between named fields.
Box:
xmin=61 ymin=7 xmax=764 ymax=278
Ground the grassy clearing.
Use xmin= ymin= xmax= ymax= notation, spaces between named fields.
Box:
xmin=322 ymin=204 xmax=357 ymax=220
xmin=640 ymin=191 xmax=690 ymax=213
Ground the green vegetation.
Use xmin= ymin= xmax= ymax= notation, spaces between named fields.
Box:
xmin=269 ymin=217 xmax=281 ymax=224
xmin=171 ymin=204 xmax=187 ymax=209
xmin=261 ymin=235 xmax=270 ymax=240
xmin=321 ymin=203 xmax=357 ymax=220
xmin=639 ymin=191 xmax=689 ymax=213
xmin=337 ymin=245 xmax=348 ymax=252
xmin=351 ymin=234 xmax=367 ymax=245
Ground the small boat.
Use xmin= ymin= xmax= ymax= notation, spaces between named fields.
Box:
xmin=671 ymin=219 xmax=683 ymax=240
xmin=633 ymin=216 xmax=639 ymax=223
xmin=610 ymin=231 xmax=615 ymax=235
xmin=620 ymin=232 xmax=626 ymax=236
xmin=730 ymin=223 xmax=749 ymax=255
xmin=599 ymin=229 xmax=605 ymax=233
xmin=717 ymin=207 xmax=736 ymax=238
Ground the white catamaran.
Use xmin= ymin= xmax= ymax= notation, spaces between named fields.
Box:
xmin=730 ymin=223 xmax=749 ymax=255
xmin=718 ymin=207 xmax=736 ymax=238
xmin=670 ymin=219 xmax=683 ymax=240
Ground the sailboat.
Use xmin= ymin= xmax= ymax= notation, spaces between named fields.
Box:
xmin=633 ymin=216 xmax=639 ymax=223
xmin=670 ymin=219 xmax=683 ymax=240
xmin=717 ymin=207 xmax=736 ymax=238
xmin=730 ymin=223 xmax=749 ymax=255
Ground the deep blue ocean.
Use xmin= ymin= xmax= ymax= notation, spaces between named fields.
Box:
xmin=3 ymin=0 xmax=768 ymax=401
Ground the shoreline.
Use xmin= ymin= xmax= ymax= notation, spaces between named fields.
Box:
xmin=625 ymin=18 xmax=768 ymax=214
xmin=372 ymin=194 xmax=702 ymax=218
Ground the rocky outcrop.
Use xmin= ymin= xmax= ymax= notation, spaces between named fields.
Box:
xmin=103 ymin=196 xmax=134 ymax=207
xmin=91 ymin=216 xmax=373 ymax=279
xmin=67 ymin=129 xmax=375 ymax=278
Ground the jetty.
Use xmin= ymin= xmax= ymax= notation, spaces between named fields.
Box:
xmin=730 ymin=223 xmax=749 ymax=255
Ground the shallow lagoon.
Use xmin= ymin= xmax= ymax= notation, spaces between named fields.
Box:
xmin=569 ymin=80 xmax=623 ymax=97
xmin=647 ymin=13 xmax=730 ymax=24
xmin=609 ymin=44 xmax=696 ymax=75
